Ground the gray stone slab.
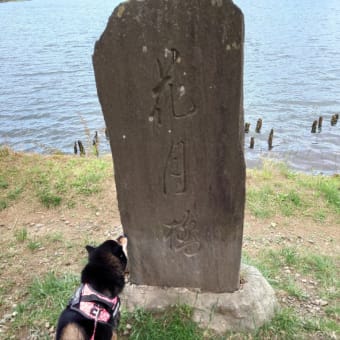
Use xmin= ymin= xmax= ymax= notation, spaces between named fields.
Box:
xmin=122 ymin=264 xmax=279 ymax=333
xmin=93 ymin=0 xmax=245 ymax=292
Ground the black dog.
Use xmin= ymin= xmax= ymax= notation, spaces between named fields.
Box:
xmin=56 ymin=237 xmax=128 ymax=340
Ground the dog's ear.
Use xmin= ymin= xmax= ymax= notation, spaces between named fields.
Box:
xmin=117 ymin=235 xmax=128 ymax=246
xmin=85 ymin=245 xmax=95 ymax=254
xmin=117 ymin=235 xmax=128 ymax=258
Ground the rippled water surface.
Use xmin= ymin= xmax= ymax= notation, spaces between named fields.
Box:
xmin=0 ymin=0 xmax=339 ymax=173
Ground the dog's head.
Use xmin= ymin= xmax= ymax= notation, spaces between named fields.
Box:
xmin=85 ymin=236 xmax=128 ymax=272
xmin=82 ymin=236 xmax=128 ymax=296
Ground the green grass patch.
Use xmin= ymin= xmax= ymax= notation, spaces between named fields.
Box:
xmin=300 ymin=254 xmax=339 ymax=290
xmin=277 ymin=190 xmax=303 ymax=216
xmin=38 ymin=189 xmax=62 ymax=207
xmin=243 ymin=247 xmax=339 ymax=299
xmin=0 ymin=288 xmax=5 ymax=307
xmin=7 ymin=185 xmax=24 ymax=200
xmin=0 ymin=175 xmax=9 ymax=189
xmin=284 ymin=279 xmax=308 ymax=300
xmin=243 ymin=251 xmax=339 ymax=338
xmin=27 ymin=239 xmax=42 ymax=251
xmin=0 ymin=149 xmax=112 ymax=210
xmin=325 ymin=305 xmax=340 ymax=318
xmin=312 ymin=209 xmax=327 ymax=222
xmin=247 ymin=160 xmax=339 ymax=220
xmin=13 ymin=272 xmax=78 ymax=330
xmin=254 ymin=308 xmax=301 ymax=339
xmin=298 ymin=174 xmax=340 ymax=214
xmin=0 ymin=145 xmax=10 ymax=157
xmin=247 ymin=185 xmax=306 ymax=218
xmin=46 ymin=232 xmax=64 ymax=243
xmin=121 ymin=305 xmax=204 ymax=340
xmin=14 ymin=228 xmax=28 ymax=242
xmin=247 ymin=185 xmax=275 ymax=218
xmin=280 ymin=247 xmax=299 ymax=266
xmin=0 ymin=199 xmax=7 ymax=210
xmin=70 ymin=159 xmax=109 ymax=195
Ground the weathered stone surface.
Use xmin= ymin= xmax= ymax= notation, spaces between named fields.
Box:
xmin=93 ymin=0 xmax=245 ymax=292
xmin=122 ymin=264 xmax=279 ymax=333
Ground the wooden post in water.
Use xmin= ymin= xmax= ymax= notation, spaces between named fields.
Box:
xmin=255 ymin=118 xmax=262 ymax=133
xmin=93 ymin=140 xmax=99 ymax=157
xmin=318 ymin=116 xmax=323 ymax=132
xmin=93 ymin=131 xmax=99 ymax=157
xmin=250 ymin=137 xmax=255 ymax=149
xmin=78 ymin=140 xmax=85 ymax=156
xmin=245 ymin=122 xmax=250 ymax=133
xmin=268 ymin=129 xmax=274 ymax=150
xmin=331 ymin=114 xmax=339 ymax=126
xmin=311 ymin=120 xmax=317 ymax=133
xmin=93 ymin=131 xmax=99 ymax=144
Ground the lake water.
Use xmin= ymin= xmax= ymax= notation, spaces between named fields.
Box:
xmin=0 ymin=0 xmax=339 ymax=174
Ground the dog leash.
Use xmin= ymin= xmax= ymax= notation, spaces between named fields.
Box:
xmin=90 ymin=311 xmax=99 ymax=340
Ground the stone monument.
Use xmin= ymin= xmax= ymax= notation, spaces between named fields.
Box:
xmin=93 ymin=0 xmax=245 ymax=293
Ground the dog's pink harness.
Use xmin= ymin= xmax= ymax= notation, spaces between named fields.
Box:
xmin=69 ymin=283 xmax=120 ymax=339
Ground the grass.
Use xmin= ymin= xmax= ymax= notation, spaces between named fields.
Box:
xmin=299 ymin=175 xmax=340 ymax=214
xmin=121 ymin=306 xmax=204 ymax=340
xmin=46 ymin=232 xmax=64 ymax=243
xmin=0 ymin=175 xmax=8 ymax=189
xmin=247 ymin=186 xmax=305 ymax=218
xmin=0 ymin=147 xmax=112 ymax=210
xmin=301 ymin=254 xmax=339 ymax=291
xmin=14 ymin=272 xmax=78 ymax=331
xmin=253 ymin=307 xmax=339 ymax=339
xmin=14 ymin=229 xmax=64 ymax=252
xmin=70 ymin=161 xmax=106 ymax=195
xmin=14 ymin=228 xmax=28 ymax=242
xmin=242 ymin=247 xmax=339 ymax=338
xmin=27 ymin=239 xmax=42 ymax=251
xmin=244 ymin=245 xmax=339 ymax=308
xmin=244 ymin=246 xmax=338 ymax=289
xmin=253 ymin=308 xmax=301 ymax=339
xmin=246 ymin=160 xmax=340 ymax=222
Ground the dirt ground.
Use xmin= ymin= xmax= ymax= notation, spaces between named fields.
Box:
xmin=0 ymin=175 xmax=339 ymax=338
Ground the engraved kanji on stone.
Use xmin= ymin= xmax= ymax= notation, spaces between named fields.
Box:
xmin=163 ymin=210 xmax=201 ymax=257
xmin=149 ymin=48 xmax=197 ymax=128
xmin=163 ymin=140 xmax=186 ymax=194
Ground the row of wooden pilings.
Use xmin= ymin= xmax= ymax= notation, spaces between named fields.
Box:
xmin=73 ymin=131 xmax=99 ymax=156
xmin=245 ymin=114 xmax=339 ymax=150
xmin=72 ymin=114 xmax=339 ymax=155
xmin=311 ymin=114 xmax=339 ymax=133
xmin=245 ymin=118 xmax=274 ymax=150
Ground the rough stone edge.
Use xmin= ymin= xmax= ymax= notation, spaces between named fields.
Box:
xmin=121 ymin=264 xmax=279 ymax=334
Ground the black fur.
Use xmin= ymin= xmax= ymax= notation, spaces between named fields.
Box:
xmin=56 ymin=239 xmax=127 ymax=340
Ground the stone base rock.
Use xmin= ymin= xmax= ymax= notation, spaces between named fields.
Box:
xmin=121 ymin=264 xmax=278 ymax=334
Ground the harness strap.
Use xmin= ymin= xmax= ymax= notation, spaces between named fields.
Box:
xmin=69 ymin=284 xmax=120 ymax=328
xmin=90 ymin=311 xmax=99 ymax=340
